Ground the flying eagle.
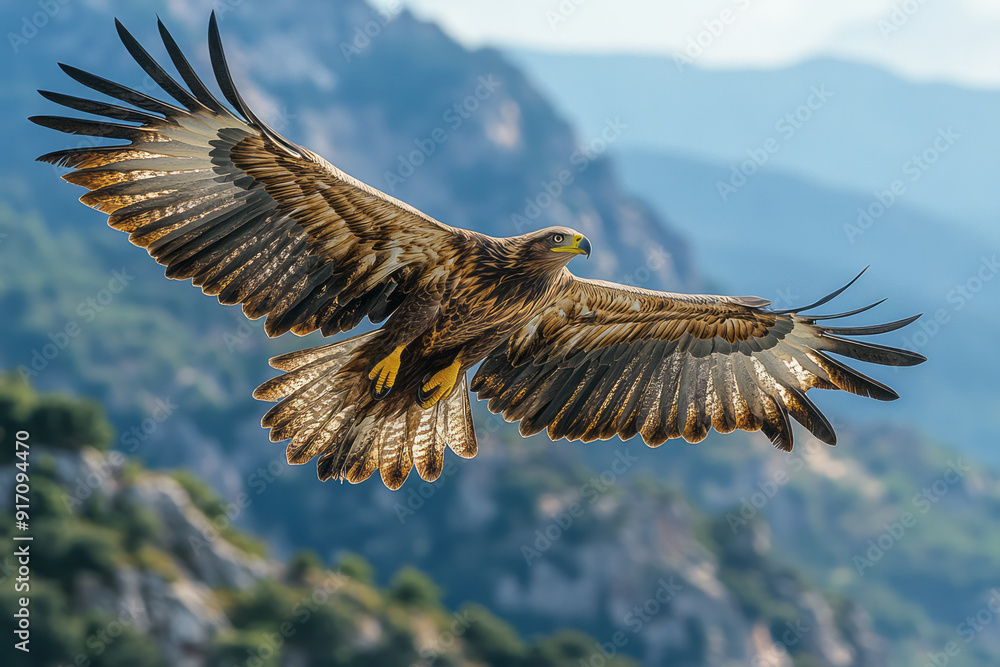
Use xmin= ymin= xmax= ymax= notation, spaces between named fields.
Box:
xmin=31 ymin=15 xmax=926 ymax=489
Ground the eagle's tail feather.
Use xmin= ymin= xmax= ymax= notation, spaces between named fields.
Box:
xmin=350 ymin=374 xmax=477 ymax=488
xmin=254 ymin=333 xmax=477 ymax=489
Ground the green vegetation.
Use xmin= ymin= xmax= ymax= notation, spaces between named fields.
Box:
xmin=647 ymin=424 xmax=1000 ymax=665
xmin=388 ymin=566 xmax=442 ymax=607
xmin=0 ymin=373 xmax=113 ymax=463
xmin=0 ymin=382 xmax=641 ymax=666
xmin=170 ymin=469 xmax=268 ymax=559
xmin=0 ymin=442 xmax=172 ymax=666
xmin=336 ymin=551 xmax=376 ymax=585
xmin=459 ymin=603 xmax=526 ymax=666
xmin=3 ymin=204 xmax=998 ymax=666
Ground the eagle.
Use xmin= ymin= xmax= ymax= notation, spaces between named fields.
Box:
xmin=31 ymin=15 xmax=926 ymax=489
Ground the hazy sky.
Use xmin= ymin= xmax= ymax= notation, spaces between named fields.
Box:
xmin=378 ymin=0 xmax=1000 ymax=89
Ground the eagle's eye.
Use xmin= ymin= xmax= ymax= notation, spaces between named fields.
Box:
xmin=552 ymin=233 xmax=565 ymax=244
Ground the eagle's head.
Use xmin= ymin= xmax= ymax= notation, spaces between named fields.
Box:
xmin=522 ymin=227 xmax=592 ymax=268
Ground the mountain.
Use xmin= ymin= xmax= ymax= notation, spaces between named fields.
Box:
xmin=5 ymin=0 xmax=692 ymax=290
xmin=0 ymin=380 xmax=647 ymax=667
xmin=503 ymin=50 xmax=1000 ymax=239
xmin=611 ymin=148 xmax=999 ymax=460
xmin=636 ymin=422 xmax=1000 ymax=667
xmin=3 ymin=2 xmax=998 ymax=666
xmin=0 ymin=379 xmax=885 ymax=667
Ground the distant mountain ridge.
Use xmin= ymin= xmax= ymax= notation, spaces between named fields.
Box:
xmin=504 ymin=49 xmax=1000 ymax=238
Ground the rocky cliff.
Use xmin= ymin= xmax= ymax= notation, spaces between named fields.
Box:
xmin=0 ymin=437 xmax=884 ymax=667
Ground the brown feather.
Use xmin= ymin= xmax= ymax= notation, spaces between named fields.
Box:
xmin=475 ymin=274 xmax=925 ymax=453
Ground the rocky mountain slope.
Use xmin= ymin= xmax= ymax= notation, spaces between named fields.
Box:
xmin=0 ymin=381 xmax=883 ymax=666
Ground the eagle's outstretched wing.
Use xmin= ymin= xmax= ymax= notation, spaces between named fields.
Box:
xmin=30 ymin=14 xmax=467 ymax=337
xmin=471 ymin=270 xmax=926 ymax=451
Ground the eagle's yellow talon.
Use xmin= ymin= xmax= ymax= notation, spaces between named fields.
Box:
xmin=418 ymin=359 xmax=462 ymax=409
xmin=369 ymin=345 xmax=405 ymax=396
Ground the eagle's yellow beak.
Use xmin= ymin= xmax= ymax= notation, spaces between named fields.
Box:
xmin=551 ymin=234 xmax=592 ymax=258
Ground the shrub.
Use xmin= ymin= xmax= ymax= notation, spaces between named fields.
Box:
xmin=0 ymin=377 xmax=113 ymax=462
xmin=527 ymin=630 xmax=639 ymax=667
xmin=112 ymin=501 xmax=164 ymax=553
xmin=388 ymin=566 xmax=441 ymax=609
xmin=225 ymin=579 xmax=298 ymax=630
xmin=33 ymin=519 xmax=124 ymax=589
xmin=336 ymin=551 xmax=375 ymax=586
xmin=459 ymin=603 xmax=526 ymax=667
xmin=82 ymin=611 xmax=168 ymax=667
xmin=0 ymin=579 xmax=84 ymax=667
xmin=208 ymin=628 xmax=282 ymax=667
xmin=288 ymin=549 xmax=324 ymax=583
xmin=290 ymin=596 xmax=357 ymax=659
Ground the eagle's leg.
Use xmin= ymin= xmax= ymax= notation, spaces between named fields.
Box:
xmin=368 ymin=345 xmax=406 ymax=399
xmin=417 ymin=358 xmax=463 ymax=409
xmin=368 ymin=288 xmax=445 ymax=400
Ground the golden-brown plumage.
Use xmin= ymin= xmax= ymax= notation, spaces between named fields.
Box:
xmin=32 ymin=14 xmax=926 ymax=489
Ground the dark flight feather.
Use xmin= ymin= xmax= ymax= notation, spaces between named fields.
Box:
xmin=475 ymin=273 xmax=926 ymax=452
xmin=32 ymin=13 xmax=466 ymax=345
